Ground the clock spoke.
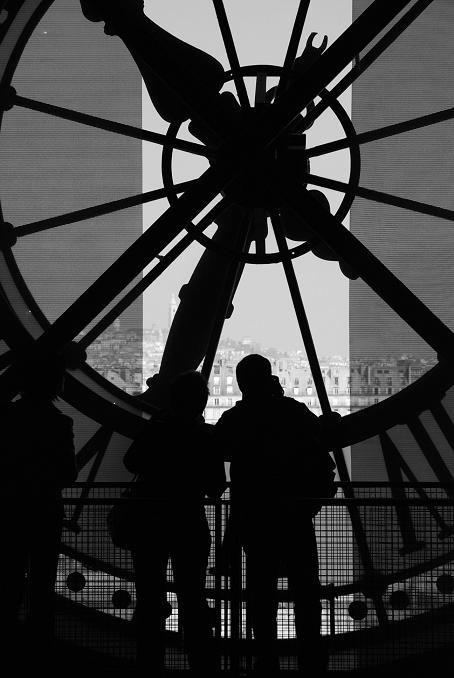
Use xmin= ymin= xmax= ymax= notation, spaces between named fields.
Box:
xmin=283 ymin=185 xmax=454 ymax=359
xmin=271 ymin=211 xmax=331 ymax=416
xmin=431 ymin=401 xmax=454 ymax=457
xmin=379 ymin=430 xmax=452 ymax=549
xmin=272 ymin=207 xmax=391 ymax=623
xmin=262 ymin=0 xmax=424 ymax=141
xmin=0 ymin=163 xmax=231 ymax=400
xmin=407 ymin=417 xmax=454 ymax=501
xmin=307 ymin=172 xmax=454 ymax=224
xmin=10 ymin=92 xmax=215 ymax=157
xmin=274 ymin=0 xmax=311 ymax=101
xmin=15 ymin=180 xmax=198 ymax=237
xmin=75 ymin=426 xmax=113 ymax=474
xmin=306 ymin=106 xmax=454 ymax=159
xmin=78 ymin=198 xmax=231 ymax=350
xmin=3 ymin=0 xmax=454 ymax=648
xmin=0 ymin=350 xmax=12 ymax=370
xmin=68 ymin=426 xmax=114 ymax=528
xmin=299 ymin=0 xmax=433 ymax=132
xmin=212 ymin=0 xmax=250 ymax=109
xmin=80 ymin=2 xmax=227 ymax=139
xmin=201 ymin=209 xmax=253 ymax=379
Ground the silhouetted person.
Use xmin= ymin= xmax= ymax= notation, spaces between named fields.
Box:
xmin=1 ymin=355 xmax=76 ymax=664
xmin=216 ymin=354 xmax=335 ymax=675
xmin=123 ymin=370 xmax=226 ymax=675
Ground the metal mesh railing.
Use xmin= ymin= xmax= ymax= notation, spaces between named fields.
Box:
xmin=33 ymin=484 xmax=454 ymax=671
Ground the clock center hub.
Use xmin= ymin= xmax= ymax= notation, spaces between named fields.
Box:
xmin=226 ymin=111 xmax=309 ymax=209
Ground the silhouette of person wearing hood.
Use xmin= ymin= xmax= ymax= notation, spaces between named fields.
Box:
xmin=216 ymin=354 xmax=335 ymax=674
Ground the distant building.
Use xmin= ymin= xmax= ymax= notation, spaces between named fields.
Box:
xmin=205 ymin=352 xmax=351 ymax=422
xmin=349 ymin=356 xmax=434 ymax=412
xmin=85 ymin=309 xmax=435 ymax=422
xmin=85 ymin=318 xmax=142 ymax=395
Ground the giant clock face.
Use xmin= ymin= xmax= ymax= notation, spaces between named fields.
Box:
xmin=2 ymin=0 xmax=454 ymax=665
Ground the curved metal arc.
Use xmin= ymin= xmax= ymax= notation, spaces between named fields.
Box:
xmin=327 ymin=546 xmax=454 ymax=597
xmin=15 ymin=180 xmax=198 ymax=236
xmin=305 ymin=87 xmax=361 ymax=226
xmin=13 ymin=93 xmax=215 ymax=157
xmin=161 ymin=109 xmax=313 ymax=264
xmin=2 ymin=2 xmax=431 ymax=205
xmin=284 ymin=185 xmax=454 ymax=360
xmin=335 ymin=363 xmax=454 ymax=449
xmin=0 ymin=3 xmax=446 ymax=430
xmin=307 ymin=172 xmax=454 ymax=224
xmin=60 ymin=535 xmax=454 ymax=604
xmin=306 ymin=105 xmax=454 ymax=159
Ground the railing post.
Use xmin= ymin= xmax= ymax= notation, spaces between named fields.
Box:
xmin=328 ymin=584 xmax=336 ymax=636
xmin=213 ymin=496 xmax=222 ymax=659
xmin=230 ymin=505 xmax=242 ymax=673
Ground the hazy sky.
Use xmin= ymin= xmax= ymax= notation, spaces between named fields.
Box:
xmin=141 ymin=1 xmax=352 ymax=355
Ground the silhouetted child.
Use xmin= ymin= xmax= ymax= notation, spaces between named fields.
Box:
xmin=123 ymin=370 xmax=226 ymax=675
xmin=1 ymin=354 xmax=76 ymax=663
xmin=216 ymin=354 xmax=335 ymax=675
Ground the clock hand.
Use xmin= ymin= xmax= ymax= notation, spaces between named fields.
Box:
xmin=79 ymin=0 xmax=421 ymax=156
xmin=0 ymin=162 xmax=234 ymax=401
xmin=142 ymin=204 xmax=249 ymax=407
xmin=95 ymin=0 xmax=428 ymax=388
xmin=80 ymin=0 xmax=235 ymax=141
xmin=0 ymin=0 xmax=430 ymax=403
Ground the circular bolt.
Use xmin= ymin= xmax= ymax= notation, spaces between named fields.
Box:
xmin=66 ymin=571 xmax=86 ymax=593
xmin=112 ymin=589 xmax=132 ymax=608
xmin=389 ymin=590 xmax=410 ymax=610
xmin=348 ymin=600 xmax=368 ymax=620
xmin=436 ymin=573 xmax=454 ymax=594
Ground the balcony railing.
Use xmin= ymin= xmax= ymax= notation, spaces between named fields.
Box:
xmin=19 ymin=483 xmax=454 ymax=671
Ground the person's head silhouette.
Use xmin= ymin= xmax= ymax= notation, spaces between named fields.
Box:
xmin=236 ymin=354 xmax=275 ymax=399
xmin=169 ymin=370 xmax=209 ymax=421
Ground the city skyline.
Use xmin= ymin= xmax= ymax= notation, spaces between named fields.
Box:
xmin=85 ymin=315 xmax=436 ymax=410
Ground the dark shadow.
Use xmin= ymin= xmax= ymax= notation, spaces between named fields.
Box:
xmin=0 ymin=354 xmax=76 ymax=667
xmin=123 ymin=370 xmax=226 ymax=676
